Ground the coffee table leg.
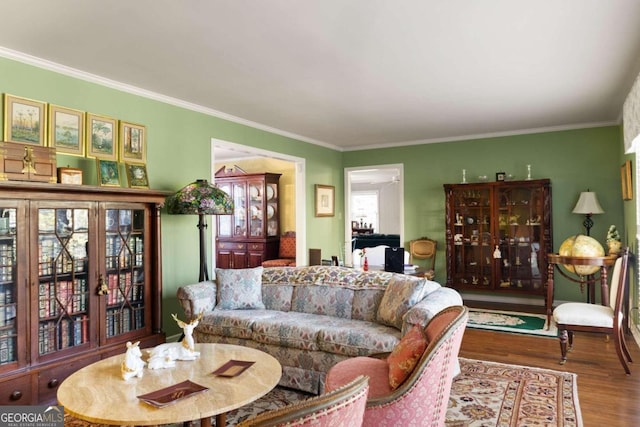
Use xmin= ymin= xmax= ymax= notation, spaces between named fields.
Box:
xmin=216 ymin=413 xmax=226 ymax=427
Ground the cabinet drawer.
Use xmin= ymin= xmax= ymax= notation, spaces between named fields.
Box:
xmin=38 ymin=355 xmax=100 ymax=404
xmin=248 ymin=243 xmax=265 ymax=252
xmin=1 ymin=375 xmax=32 ymax=404
xmin=218 ymin=242 xmax=246 ymax=250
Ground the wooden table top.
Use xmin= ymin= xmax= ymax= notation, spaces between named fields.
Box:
xmin=57 ymin=343 xmax=281 ymax=426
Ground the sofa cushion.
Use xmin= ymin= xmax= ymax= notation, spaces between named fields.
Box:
xmin=197 ymin=310 xmax=281 ymax=339
xmin=262 ymin=283 xmax=294 ymax=311
xmin=251 ymin=312 xmax=329 ymax=351
xmin=216 ymin=266 xmax=265 ymax=310
xmin=387 ymin=325 xmax=428 ymax=389
xmin=292 ymin=285 xmax=354 ymax=318
xmin=377 ymin=276 xmax=427 ymax=329
xmin=317 ymin=319 xmax=400 ymax=356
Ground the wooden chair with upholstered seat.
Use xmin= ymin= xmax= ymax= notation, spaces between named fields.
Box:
xmin=409 ymin=237 xmax=437 ymax=279
xmin=324 ymin=305 xmax=468 ymax=427
xmin=237 ymin=375 xmax=369 ymax=427
xmin=262 ymin=231 xmax=296 ymax=267
xmin=553 ymin=247 xmax=632 ymax=374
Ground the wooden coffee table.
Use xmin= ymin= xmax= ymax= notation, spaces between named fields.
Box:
xmin=57 ymin=343 xmax=281 ymax=426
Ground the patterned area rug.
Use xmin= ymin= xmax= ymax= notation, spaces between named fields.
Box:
xmin=64 ymin=358 xmax=581 ymax=426
xmin=468 ymin=308 xmax=558 ymax=337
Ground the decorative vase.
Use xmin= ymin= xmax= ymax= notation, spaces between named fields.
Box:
xmin=608 ymin=240 xmax=622 ymax=255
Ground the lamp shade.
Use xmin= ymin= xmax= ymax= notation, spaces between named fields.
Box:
xmin=572 ymin=191 xmax=604 ymax=215
xmin=166 ymin=179 xmax=234 ymax=215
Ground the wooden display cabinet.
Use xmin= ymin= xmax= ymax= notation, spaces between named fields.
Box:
xmin=215 ymin=166 xmax=281 ymax=268
xmin=444 ymin=179 xmax=552 ymax=299
xmin=0 ymin=181 xmax=165 ymax=405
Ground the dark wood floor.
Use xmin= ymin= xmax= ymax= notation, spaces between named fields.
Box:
xmin=460 ymin=325 xmax=640 ymax=426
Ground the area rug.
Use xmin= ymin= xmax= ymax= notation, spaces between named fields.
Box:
xmin=468 ymin=307 xmax=558 ymax=337
xmin=64 ymin=358 xmax=581 ymax=426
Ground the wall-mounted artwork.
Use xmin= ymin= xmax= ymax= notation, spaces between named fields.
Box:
xmin=3 ymin=94 xmax=47 ymax=146
xmin=49 ymin=104 xmax=85 ymax=156
xmin=87 ymin=113 xmax=117 ymax=160
xmin=119 ymin=121 xmax=146 ymax=163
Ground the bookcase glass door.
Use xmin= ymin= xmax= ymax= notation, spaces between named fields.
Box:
xmin=104 ymin=208 xmax=145 ymax=339
xmin=0 ymin=208 xmax=16 ymax=366
xmin=37 ymin=207 xmax=90 ymax=356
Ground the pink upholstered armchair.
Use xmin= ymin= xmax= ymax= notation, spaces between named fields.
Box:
xmin=237 ymin=375 xmax=369 ymax=427
xmin=262 ymin=231 xmax=296 ymax=267
xmin=325 ymin=305 xmax=468 ymax=427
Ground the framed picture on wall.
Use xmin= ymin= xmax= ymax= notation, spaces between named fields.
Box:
xmin=119 ymin=121 xmax=146 ymax=163
xmin=87 ymin=113 xmax=118 ymax=160
xmin=3 ymin=94 xmax=47 ymax=146
xmin=315 ymin=184 xmax=335 ymax=217
xmin=621 ymin=160 xmax=633 ymax=201
xmin=97 ymin=159 xmax=121 ymax=187
xmin=49 ymin=104 xmax=85 ymax=156
xmin=125 ymin=162 xmax=149 ymax=188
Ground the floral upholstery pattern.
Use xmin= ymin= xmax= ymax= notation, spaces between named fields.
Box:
xmin=179 ymin=266 xmax=463 ymax=394
xmin=377 ymin=275 xmax=428 ymax=329
xmin=216 ymin=266 xmax=265 ymax=310
xmin=386 ymin=325 xmax=428 ymax=389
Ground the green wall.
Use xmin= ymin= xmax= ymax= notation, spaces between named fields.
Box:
xmin=0 ymin=55 xmax=629 ymax=335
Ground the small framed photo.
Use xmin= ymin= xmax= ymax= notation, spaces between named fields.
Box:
xmin=96 ymin=159 xmax=121 ymax=187
xmin=119 ymin=121 xmax=146 ymax=163
xmin=125 ymin=162 xmax=149 ymax=189
xmin=3 ymin=94 xmax=47 ymax=146
xmin=496 ymin=172 xmax=506 ymax=182
xmin=57 ymin=167 xmax=83 ymax=185
xmin=87 ymin=113 xmax=118 ymax=160
xmin=314 ymin=184 xmax=335 ymax=217
xmin=621 ymin=160 xmax=633 ymax=201
xmin=49 ymin=105 xmax=85 ymax=156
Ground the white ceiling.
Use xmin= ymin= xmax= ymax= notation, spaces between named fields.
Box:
xmin=2 ymin=1 xmax=640 ymax=152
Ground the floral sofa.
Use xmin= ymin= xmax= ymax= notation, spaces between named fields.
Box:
xmin=176 ymin=265 xmax=462 ymax=394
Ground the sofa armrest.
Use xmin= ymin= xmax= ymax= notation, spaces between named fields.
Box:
xmin=176 ymin=280 xmax=217 ymax=319
xmin=402 ymin=287 xmax=463 ymax=334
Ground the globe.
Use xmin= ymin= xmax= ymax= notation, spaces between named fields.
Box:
xmin=558 ymin=235 xmax=605 ymax=275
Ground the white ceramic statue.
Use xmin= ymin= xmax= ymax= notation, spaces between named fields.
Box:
xmin=147 ymin=313 xmax=203 ymax=369
xmin=121 ymin=341 xmax=145 ymax=380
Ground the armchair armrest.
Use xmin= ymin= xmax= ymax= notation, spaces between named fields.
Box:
xmin=176 ymin=280 xmax=217 ymax=319
xmin=402 ymin=287 xmax=463 ymax=334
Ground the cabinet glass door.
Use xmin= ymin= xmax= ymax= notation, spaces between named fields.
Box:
xmin=496 ymin=186 xmax=544 ymax=292
xmin=266 ymin=183 xmax=278 ymax=237
xmin=37 ymin=207 xmax=90 ymax=356
xmin=104 ymin=208 xmax=146 ymax=339
xmin=0 ymin=208 xmax=17 ymax=366
xmin=248 ymin=181 xmax=264 ymax=237
xmin=451 ymin=187 xmax=493 ymax=289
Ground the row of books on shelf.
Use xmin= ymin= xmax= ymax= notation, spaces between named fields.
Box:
xmin=39 ymin=280 xmax=88 ymax=318
xmin=0 ymin=284 xmax=16 ymax=327
xmin=39 ymin=315 xmax=89 ymax=355
xmin=0 ymin=331 xmax=16 ymax=364
xmin=106 ymin=235 xmax=143 ymax=256
xmin=106 ymin=307 xmax=144 ymax=337
xmin=106 ymin=272 xmax=144 ymax=305
xmin=39 ymin=256 xmax=87 ymax=276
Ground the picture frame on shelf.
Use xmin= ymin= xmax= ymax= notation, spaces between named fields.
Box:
xmin=119 ymin=121 xmax=146 ymax=163
xmin=96 ymin=159 xmax=121 ymax=187
xmin=57 ymin=167 xmax=83 ymax=185
xmin=49 ymin=105 xmax=85 ymax=156
xmin=314 ymin=184 xmax=335 ymax=217
xmin=87 ymin=113 xmax=118 ymax=160
xmin=621 ymin=160 xmax=633 ymax=201
xmin=496 ymin=172 xmax=506 ymax=181
xmin=3 ymin=94 xmax=47 ymax=146
xmin=125 ymin=162 xmax=149 ymax=189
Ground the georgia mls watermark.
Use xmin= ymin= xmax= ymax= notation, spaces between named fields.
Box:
xmin=0 ymin=406 xmax=64 ymax=427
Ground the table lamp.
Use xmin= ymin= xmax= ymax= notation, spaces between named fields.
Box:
xmin=166 ymin=179 xmax=233 ymax=281
xmin=572 ymin=191 xmax=604 ymax=236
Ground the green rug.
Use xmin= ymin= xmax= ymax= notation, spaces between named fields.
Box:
xmin=468 ymin=308 xmax=558 ymax=337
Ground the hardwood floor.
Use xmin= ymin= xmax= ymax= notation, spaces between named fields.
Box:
xmin=460 ymin=327 xmax=640 ymax=426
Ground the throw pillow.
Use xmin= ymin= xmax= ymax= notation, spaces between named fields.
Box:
xmin=216 ymin=266 xmax=266 ymax=310
xmin=387 ymin=326 xmax=428 ymax=389
xmin=376 ymin=276 xmax=427 ymax=329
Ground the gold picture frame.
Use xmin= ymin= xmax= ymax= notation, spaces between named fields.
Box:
xmin=621 ymin=160 xmax=633 ymax=201
xmin=87 ymin=113 xmax=118 ymax=160
xmin=49 ymin=105 xmax=85 ymax=156
xmin=119 ymin=121 xmax=146 ymax=163
xmin=3 ymin=94 xmax=47 ymax=146
xmin=314 ymin=184 xmax=335 ymax=217
xmin=125 ymin=162 xmax=149 ymax=189
xmin=96 ymin=159 xmax=121 ymax=187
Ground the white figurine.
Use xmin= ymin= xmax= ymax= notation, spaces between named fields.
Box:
xmin=121 ymin=341 xmax=145 ymax=380
xmin=147 ymin=313 xmax=203 ymax=369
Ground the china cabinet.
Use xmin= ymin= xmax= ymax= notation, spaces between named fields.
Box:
xmin=444 ymin=179 xmax=552 ymax=300
xmin=0 ymin=181 xmax=165 ymax=405
xmin=215 ymin=167 xmax=281 ymax=268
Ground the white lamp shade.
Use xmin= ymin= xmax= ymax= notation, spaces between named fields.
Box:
xmin=572 ymin=192 xmax=605 ymax=215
